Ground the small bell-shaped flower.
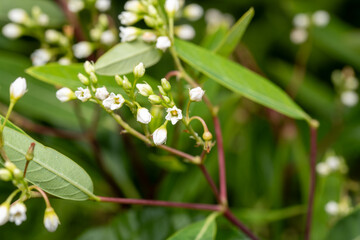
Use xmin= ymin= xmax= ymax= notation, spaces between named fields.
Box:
xmin=10 ymin=77 xmax=27 ymax=101
xmin=43 ymin=207 xmax=60 ymax=232
xmin=165 ymin=106 xmax=183 ymax=125
xmin=137 ymin=107 xmax=152 ymax=124
xmin=56 ymin=87 xmax=75 ymax=102
xmin=189 ymin=87 xmax=205 ymax=102
xmin=0 ymin=202 xmax=10 ymax=226
xmin=9 ymin=202 xmax=26 ymax=226
xmin=153 ymin=125 xmax=167 ymax=145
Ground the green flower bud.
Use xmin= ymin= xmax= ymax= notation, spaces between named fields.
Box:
xmin=78 ymin=73 xmax=89 ymax=85
xmin=89 ymin=72 xmax=98 ymax=84
xmin=115 ymin=75 xmax=123 ymax=86
xmin=158 ymin=86 xmax=167 ymax=96
xmin=0 ymin=169 xmax=12 ymax=181
xmin=161 ymin=78 xmax=171 ymax=92
xmin=148 ymin=95 xmax=162 ymax=105
xmin=122 ymin=76 xmax=132 ymax=90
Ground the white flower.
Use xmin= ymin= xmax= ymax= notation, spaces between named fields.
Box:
xmin=44 ymin=207 xmax=60 ymax=232
xmin=118 ymin=11 xmax=140 ymax=25
xmin=183 ymin=3 xmax=203 ymax=21
xmin=95 ymin=86 xmax=109 ymax=100
xmin=326 ymin=156 xmax=340 ymax=171
xmin=68 ymin=0 xmax=84 ymax=13
xmin=31 ymin=49 xmax=52 ymax=66
xmin=75 ymin=87 xmax=91 ymax=102
xmin=316 ymin=162 xmax=330 ymax=176
xmin=37 ymin=14 xmax=49 ymax=26
xmin=45 ymin=29 xmax=60 ymax=43
xmin=124 ymin=0 xmax=144 ymax=13
xmin=341 ymin=90 xmax=358 ymax=107
xmin=0 ymin=203 xmax=10 ymax=226
xmin=8 ymin=8 xmax=28 ymax=24
xmin=56 ymin=87 xmax=75 ymax=102
xmin=153 ymin=125 xmax=167 ymax=145
xmin=2 ymin=23 xmax=22 ymax=39
xmin=156 ymin=36 xmax=171 ymax=51
xmin=136 ymin=83 xmax=153 ymax=97
xmin=165 ymin=106 xmax=182 ymax=125
xmin=325 ymin=201 xmax=339 ymax=216
xmin=134 ymin=62 xmax=145 ymax=78
xmin=100 ymin=30 xmax=116 ymax=45
xmin=119 ymin=26 xmax=140 ymax=42
xmin=72 ymin=41 xmax=93 ymax=59
xmin=137 ymin=107 xmax=152 ymax=124
xmin=290 ymin=28 xmax=308 ymax=44
xmin=189 ymin=87 xmax=205 ymax=102
xmin=293 ymin=13 xmax=310 ymax=28
xmin=175 ymin=24 xmax=195 ymax=40
xmin=165 ymin=0 xmax=180 ymax=16
xmin=142 ymin=31 xmax=157 ymax=43
xmin=103 ymin=93 xmax=125 ymax=110
xmin=312 ymin=10 xmax=330 ymax=27
xmin=58 ymin=57 xmax=71 ymax=65
xmin=10 ymin=77 xmax=27 ymax=101
xmin=9 ymin=202 xmax=26 ymax=226
xmin=95 ymin=0 xmax=111 ymax=12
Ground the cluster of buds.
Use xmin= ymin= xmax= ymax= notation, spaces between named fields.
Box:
xmin=332 ymin=66 xmax=359 ymax=107
xmin=68 ymin=0 xmax=111 ymax=13
xmin=89 ymin=14 xmax=117 ymax=47
xmin=316 ymin=152 xmax=348 ymax=176
xmin=290 ymin=10 xmax=330 ymax=44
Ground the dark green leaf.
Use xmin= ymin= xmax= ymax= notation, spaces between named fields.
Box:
xmin=326 ymin=207 xmax=360 ymax=240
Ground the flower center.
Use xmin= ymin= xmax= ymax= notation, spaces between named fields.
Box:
xmin=171 ymin=110 xmax=178 ymax=116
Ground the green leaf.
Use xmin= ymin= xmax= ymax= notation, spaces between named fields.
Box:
xmin=0 ymin=0 xmax=65 ymax=27
xmin=95 ymin=40 xmax=162 ymax=76
xmin=214 ymin=8 xmax=254 ymax=56
xmin=167 ymin=213 xmax=217 ymax=240
xmin=1 ymin=126 xmax=97 ymax=201
xmin=326 ymin=207 xmax=360 ymax=240
xmin=0 ymin=115 xmax=25 ymax=134
xmin=174 ymin=39 xmax=311 ymax=121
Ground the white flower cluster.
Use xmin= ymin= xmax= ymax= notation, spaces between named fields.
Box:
xmin=316 ymin=154 xmax=347 ymax=176
xmin=290 ymin=10 xmax=330 ymax=44
xmin=332 ymin=67 xmax=359 ymax=107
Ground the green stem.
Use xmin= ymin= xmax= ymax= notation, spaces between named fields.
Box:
xmin=1 ymin=100 xmax=15 ymax=132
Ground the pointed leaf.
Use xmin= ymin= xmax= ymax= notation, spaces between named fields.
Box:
xmin=326 ymin=207 xmax=360 ymax=240
xmin=174 ymin=39 xmax=311 ymax=121
xmin=95 ymin=40 xmax=162 ymax=76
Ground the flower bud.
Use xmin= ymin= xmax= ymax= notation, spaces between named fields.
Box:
xmin=122 ymin=76 xmax=132 ymax=90
xmin=158 ymin=86 xmax=167 ymax=96
xmin=95 ymin=86 xmax=109 ymax=101
xmin=98 ymin=14 xmax=109 ymax=27
xmin=44 ymin=207 xmax=60 ymax=232
xmin=165 ymin=0 xmax=180 ymax=17
xmin=2 ymin=23 xmax=23 ymax=39
xmin=175 ymin=24 xmax=195 ymax=40
xmin=134 ymin=62 xmax=145 ymax=78
xmin=115 ymin=75 xmax=123 ymax=86
xmin=163 ymin=96 xmax=171 ymax=104
xmin=161 ymin=78 xmax=171 ymax=92
xmin=202 ymin=131 xmax=212 ymax=141
xmin=25 ymin=143 xmax=35 ymax=162
xmin=119 ymin=26 xmax=140 ymax=42
xmin=183 ymin=3 xmax=203 ymax=21
xmin=152 ymin=125 xmax=167 ymax=145
xmin=144 ymin=16 xmax=158 ymax=28
xmin=78 ymin=73 xmax=89 ymax=85
xmin=156 ymin=36 xmax=171 ymax=51
xmin=45 ymin=29 xmax=60 ymax=43
xmin=124 ymin=0 xmax=145 ymax=13
xmin=148 ymin=95 xmax=162 ymax=105
xmin=10 ymin=77 xmax=27 ymax=101
xmin=118 ymin=11 xmax=141 ymax=25
xmin=72 ymin=41 xmax=93 ymax=59
xmin=84 ymin=61 xmax=95 ymax=74
xmin=8 ymin=8 xmax=28 ymax=24
xmin=13 ymin=168 xmax=23 ymax=180
xmin=136 ymin=83 xmax=153 ymax=96
xmin=0 ymin=202 xmax=10 ymax=226
xmin=142 ymin=31 xmax=157 ymax=43
xmin=0 ymin=169 xmax=12 ymax=181
xmin=189 ymin=87 xmax=205 ymax=102
xmin=137 ymin=107 xmax=152 ymax=124
xmin=5 ymin=162 xmax=17 ymax=172
xmin=89 ymin=72 xmax=98 ymax=84
xmin=56 ymin=87 xmax=75 ymax=102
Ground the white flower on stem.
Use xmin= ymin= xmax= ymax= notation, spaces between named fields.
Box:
xmin=326 ymin=156 xmax=340 ymax=171
xmin=119 ymin=26 xmax=140 ymax=42
xmin=175 ymin=24 xmax=195 ymax=40
xmin=58 ymin=57 xmax=71 ymax=65
xmin=56 ymin=87 xmax=75 ymax=102
xmin=95 ymin=0 xmax=111 ymax=12
xmin=341 ymin=90 xmax=358 ymax=107
xmin=100 ymin=30 xmax=116 ymax=45
xmin=156 ymin=36 xmax=171 ymax=51
xmin=2 ymin=23 xmax=22 ymax=39
xmin=137 ymin=107 xmax=152 ymax=124
xmin=0 ymin=202 xmax=10 ymax=226
xmin=124 ymin=0 xmax=144 ymax=13
xmin=325 ymin=201 xmax=339 ymax=216
xmin=8 ymin=8 xmax=28 ymax=24
xmin=152 ymin=125 xmax=167 ymax=145
xmin=165 ymin=106 xmax=182 ymax=125
xmin=95 ymin=86 xmax=109 ymax=100
xmin=136 ymin=83 xmax=153 ymax=97
xmin=68 ymin=0 xmax=85 ymax=13
xmin=37 ymin=14 xmax=49 ymax=26
xmin=75 ymin=87 xmax=91 ymax=102
xmin=189 ymin=86 xmax=205 ymax=102
xmin=9 ymin=202 xmax=26 ymax=226
xmin=290 ymin=28 xmax=308 ymax=44
xmin=134 ymin=62 xmax=145 ymax=78
xmin=103 ymin=93 xmax=125 ymax=110
xmin=84 ymin=61 xmax=95 ymax=74
xmin=44 ymin=207 xmax=60 ymax=232
xmin=293 ymin=13 xmax=310 ymax=28
xmin=72 ymin=41 xmax=93 ymax=59
xmin=31 ymin=49 xmax=52 ymax=66
xmin=10 ymin=77 xmax=27 ymax=101
xmin=165 ymin=0 xmax=180 ymax=16
xmin=312 ymin=10 xmax=330 ymax=27
xmin=183 ymin=3 xmax=203 ymax=21
xmin=142 ymin=31 xmax=157 ymax=43
xmin=316 ymin=162 xmax=330 ymax=176
xmin=118 ymin=11 xmax=140 ymax=25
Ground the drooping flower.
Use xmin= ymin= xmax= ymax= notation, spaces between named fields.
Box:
xmin=10 ymin=77 xmax=27 ymax=101
xmin=137 ymin=107 xmax=152 ymax=124
xmin=152 ymin=125 xmax=167 ymax=145
xmin=9 ymin=202 xmax=27 ymax=226
xmin=165 ymin=106 xmax=182 ymax=125
xmin=43 ymin=207 xmax=60 ymax=232
xmin=95 ymin=86 xmax=109 ymax=100
xmin=56 ymin=87 xmax=75 ymax=102
xmin=156 ymin=36 xmax=171 ymax=51
xmin=103 ymin=93 xmax=125 ymax=110
xmin=75 ymin=87 xmax=91 ymax=102
xmin=189 ymin=87 xmax=205 ymax=102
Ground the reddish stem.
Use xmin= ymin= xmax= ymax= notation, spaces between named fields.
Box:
xmin=98 ymin=196 xmax=222 ymax=211
xmin=305 ymin=126 xmax=317 ymax=240
xmin=158 ymin=144 xmax=197 ymax=163
xmin=165 ymin=70 xmax=181 ymax=80
xmin=224 ymin=209 xmax=259 ymax=240
xmin=198 ymin=164 xmax=220 ymax=202
xmin=213 ymin=116 xmax=227 ymax=204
